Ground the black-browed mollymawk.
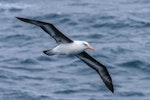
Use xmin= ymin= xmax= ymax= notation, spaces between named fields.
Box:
xmin=16 ymin=17 xmax=114 ymax=93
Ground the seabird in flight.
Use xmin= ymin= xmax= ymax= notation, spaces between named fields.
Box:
xmin=16 ymin=17 xmax=114 ymax=93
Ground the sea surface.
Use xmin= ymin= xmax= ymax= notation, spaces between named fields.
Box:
xmin=0 ymin=0 xmax=150 ymax=100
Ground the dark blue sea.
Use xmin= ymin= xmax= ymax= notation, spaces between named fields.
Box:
xmin=0 ymin=0 xmax=150 ymax=100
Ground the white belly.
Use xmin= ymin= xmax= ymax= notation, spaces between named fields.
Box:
xmin=52 ymin=42 xmax=85 ymax=55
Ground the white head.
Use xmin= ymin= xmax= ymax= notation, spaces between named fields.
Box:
xmin=80 ymin=41 xmax=94 ymax=51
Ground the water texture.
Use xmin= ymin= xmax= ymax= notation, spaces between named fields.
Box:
xmin=0 ymin=0 xmax=150 ymax=100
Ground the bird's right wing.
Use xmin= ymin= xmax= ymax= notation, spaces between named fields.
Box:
xmin=16 ymin=17 xmax=73 ymax=44
xmin=77 ymin=51 xmax=114 ymax=93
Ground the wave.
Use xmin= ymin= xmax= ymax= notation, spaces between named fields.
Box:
xmin=118 ymin=60 xmax=150 ymax=73
xmin=0 ymin=2 xmax=31 ymax=12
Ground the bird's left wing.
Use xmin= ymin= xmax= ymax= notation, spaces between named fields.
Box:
xmin=16 ymin=17 xmax=73 ymax=44
xmin=77 ymin=51 xmax=114 ymax=93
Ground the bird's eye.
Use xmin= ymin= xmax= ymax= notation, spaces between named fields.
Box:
xmin=83 ymin=43 xmax=88 ymax=46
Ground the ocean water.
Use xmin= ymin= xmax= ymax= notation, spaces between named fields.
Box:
xmin=0 ymin=0 xmax=150 ymax=100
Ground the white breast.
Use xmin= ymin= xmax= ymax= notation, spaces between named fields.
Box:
xmin=52 ymin=41 xmax=86 ymax=55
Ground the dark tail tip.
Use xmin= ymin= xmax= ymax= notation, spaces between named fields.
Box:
xmin=43 ymin=50 xmax=48 ymax=55
xmin=43 ymin=50 xmax=54 ymax=56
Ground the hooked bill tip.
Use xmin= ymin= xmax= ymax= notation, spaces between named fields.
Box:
xmin=88 ymin=45 xmax=94 ymax=51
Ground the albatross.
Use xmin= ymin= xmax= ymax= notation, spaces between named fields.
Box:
xmin=16 ymin=17 xmax=114 ymax=93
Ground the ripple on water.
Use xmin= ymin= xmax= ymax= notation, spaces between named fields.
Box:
xmin=119 ymin=91 xmax=145 ymax=97
xmin=119 ymin=60 xmax=146 ymax=69
xmin=0 ymin=88 xmax=51 ymax=100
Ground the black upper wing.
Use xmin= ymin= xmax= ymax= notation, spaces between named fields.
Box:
xmin=77 ymin=51 xmax=114 ymax=93
xmin=16 ymin=17 xmax=73 ymax=44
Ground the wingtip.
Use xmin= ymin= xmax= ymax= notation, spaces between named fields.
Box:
xmin=108 ymin=82 xmax=114 ymax=93
xmin=110 ymin=87 xmax=114 ymax=93
xmin=16 ymin=17 xmax=20 ymax=19
xmin=16 ymin=17 xmax=27 ymax=22
xmin=16 ymin=17 xmax=22 ymax=20
xmin=102 ymin=76 xmax=114 ymax=93
xmin=112 ymin=90 xmax=114 ymax=93
xmin=105 ymin=81 xmax=114 ymax=93
xmin=15 ymin=17 xmax=44 ymax=26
